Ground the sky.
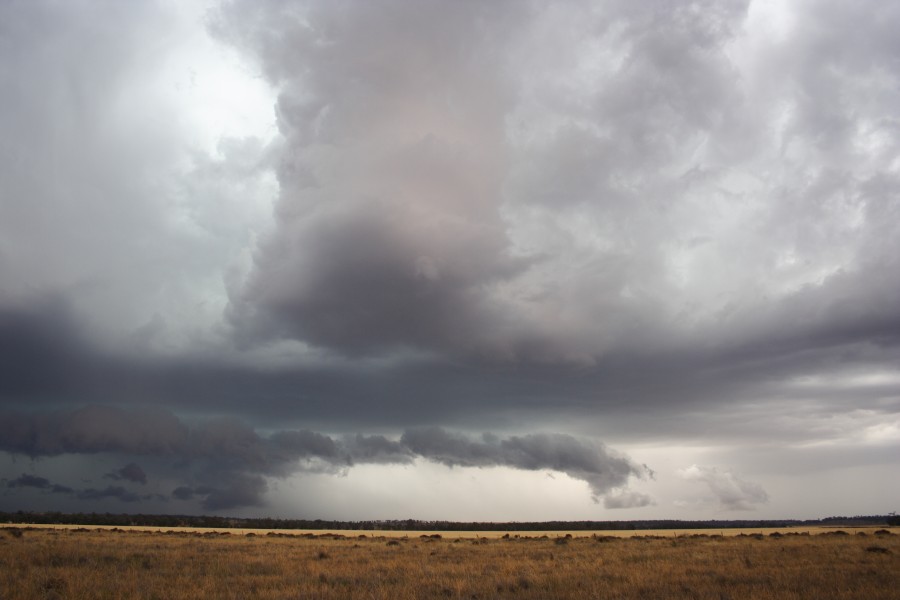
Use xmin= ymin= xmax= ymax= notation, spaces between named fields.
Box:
xmin=0 ymin=0 xmax=898 ymax=522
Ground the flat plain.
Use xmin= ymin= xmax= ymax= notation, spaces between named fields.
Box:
xmin=1 ymin=526 xmax=897 ymax=599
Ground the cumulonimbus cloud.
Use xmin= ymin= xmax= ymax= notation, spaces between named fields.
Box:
xmin=0 ymin=405 xmax=652 ymax=510
xmin=220 ymin=0 xmax=531 ymax=360
xmin=214 ymin=0 xmax=900 ymax=369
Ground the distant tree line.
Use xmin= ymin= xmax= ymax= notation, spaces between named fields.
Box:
xmin=0 ymin=511 xmax=897 ymax=530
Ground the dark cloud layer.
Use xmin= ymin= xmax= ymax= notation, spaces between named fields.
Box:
xmin=77 ymin=486 xmax=142 ymax=504
xmin=3 ymin=473 xmax=165 ymax=505
xmin=3 ymin=299 xmax=897 ymax=441
xmin=6 ymin=474 xmax=73 ymax=495
xmin=401 ymin=428 xmax=652 ymax=507
xmin=0 ymin=406 xmax=648 ymax=510
xmin=105 ymin=463 xmax=148 ymax=485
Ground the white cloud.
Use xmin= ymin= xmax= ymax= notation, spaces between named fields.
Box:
xmin=678 ymin=464 xmax=769 ymax=511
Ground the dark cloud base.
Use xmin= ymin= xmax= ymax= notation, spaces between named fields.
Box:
xmin=6 ymin=473 xmax=73 ymax=495
xmin=3 ymin=301 xmax=897 ymax=439
xmin=0 ymin=405 xmax=650 ymax=511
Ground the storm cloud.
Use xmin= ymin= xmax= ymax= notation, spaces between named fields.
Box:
xmin=6 ymin=474 xmax=73 ymax=495
xmin=401 ymin=428 xmax=651 ymax=504
xmin=220 ymin=0 xmax=530 ymax=359
xmin=218 ymin=0 xmax=900 ymax=366
xmin=1 ymin=0 xmax=899 ymax=519
xmin=105 ymin=463 xmax=148 ymax=485
xmin=0 ymin=406 xmax=649 ymax=510
xmin=76 ymin=486 xmax=143 ymax=504
xmin=3 ymin=473 xmax=165 ymax=505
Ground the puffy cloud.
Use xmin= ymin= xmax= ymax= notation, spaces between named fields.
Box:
xmin=401 ymin=428 xmax=652 ymax=502
xmin=219 ymin=0 xmax=531 ymax=359
xmin=213 ymin=0 xmax=900 ymax=371
xmin=603 ymin=490 xmax=655 ymax=510
xmin=678 ymin=464 xmax=769 ymax=511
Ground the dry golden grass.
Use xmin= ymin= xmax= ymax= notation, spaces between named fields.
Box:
xmin=0 ymin=526 xmax=897 ymax=599
xmin=17 ymin=523 xmax=893 ymax=538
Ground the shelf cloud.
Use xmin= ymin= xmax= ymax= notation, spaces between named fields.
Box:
xmin=0 ymin=406 xmax=649 ymax=510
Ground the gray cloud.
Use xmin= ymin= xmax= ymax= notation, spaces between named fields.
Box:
xmin=4 ymin=473 xmax=166 ymax=505
xmin=341 ymin=434 xmax=415 ymax=466
xmin=0 ymin=406 xmax=649 ymax=510
xmin=197 ymin=475 xmax=268 ymax=512
xmin=172 ymin=486 xmax=199 ymax=501
xmin=401 ymin=428 xmax=651 ymax=502
xmin=0 ymin=404 xmax=189 ymax=458
xmin=1 ymin=0 xmax=899 ymax=519
xmin=0 ymin=0 xmax=275 ymax=359
xmin=105 ymin=463 xmax=148 ymax=485
xmin=602 ymin=490 xmax=655 ymax=510
xmin=219 ymin=0 xmax=531 ymax=359
xmin=678 ymin=465 xmax=769 ymax=511
xmin=6 ymin=474 xmax=73 ymax=495
xmin=77 ymin=486 xmax=142 ymax=504
xmin=214 ymin=0 xmax=900 ymax=372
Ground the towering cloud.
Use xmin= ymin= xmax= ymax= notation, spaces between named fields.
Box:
xmin=219 ymin=1 xmax=531 ymax=359
xmin=217 ymin=0 xmax=900 ymax=367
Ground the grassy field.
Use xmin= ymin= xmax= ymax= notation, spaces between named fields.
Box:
xmin=1 ymin=526 xmax=897 ymax=599
xmin=13 ymin=522 xmax=896 ymax=538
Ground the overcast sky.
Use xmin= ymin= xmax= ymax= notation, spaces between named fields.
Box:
xmin=0 ymin=0 xmax=898 ymax=521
